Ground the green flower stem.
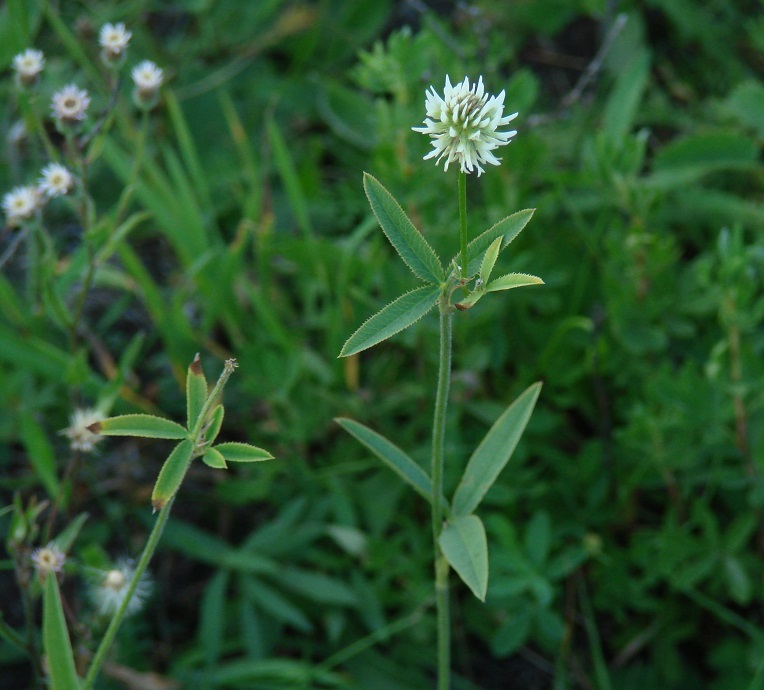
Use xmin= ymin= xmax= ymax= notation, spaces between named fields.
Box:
xmin=458 ymin=171 xmax=468 ymax=281
xmin=432 ymin=293 xmax=452 ymax=690
xmin=81 ymin=495 xmax=176 ymax=690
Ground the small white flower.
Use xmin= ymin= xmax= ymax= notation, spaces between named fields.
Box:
xmin=412 ymin=75 xmax=518 ymax=176
xmin=62 ymin=407 xmax=104 ymax=452
xmin=12 ymin=48 xmax=45 ymax=86
xmin=51 ymin=84 xmax=91 ymax=124
xmin=31 ymin=543 xmax=66 ymax=579
xmin=99 ymin=22 xmax=132 ymax=59
xmin=38 ymin=163 xmax=74 ymax=198
xmin=91 ymin=559 xmax=151 ymax=617
xmin=131 ymin=61 xmax=163 ymax=109
xmin=2 ymin=185 xmax=40 ymax=226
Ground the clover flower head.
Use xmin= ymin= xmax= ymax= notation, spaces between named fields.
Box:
xmin=91 ymin=558 xmax=151 ymax=617
xmin=2 ymin=185 xmax=41 ymax=226
xmin=38 ymin=163 xmax=75 ymax=198
xmin=51 ymin=84 xmax=91 ymax=124
xmin=62 ymin=407 xmax=104 ymax=452
xmin=131 ymin=60 xmax=163 ymax=109
xmin=412 ymin=75 xmax=518 ymax=176
xmin=12 ymin=48 xmax=45 ymax=86
xmin=31 ymin=543 xmax=66 ymax=579
xmin=99 ymin=22 xmax=132 ymax=60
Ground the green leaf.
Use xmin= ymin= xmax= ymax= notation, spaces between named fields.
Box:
xmin=336 ymin=417 xmax=440 ymax=506
xmin=602 ymin=49 xmax=650 ymax=141
xmin=186 ymin=353 xmax=207 ymax=429
xmin=20 ymin=411 xmax=58 ymax=499
xmin=202 ymin=446 xmax=227 ymax=469
xmin=214 ymin=442 xmax=274 ymax=463
xmin=453 ymin=382 xmax=542 ymax=516
xmin=202 ymin=404 xmax=225 ymax=445
xmin=480 ymin=237 xmax=503 ymax=284
xmin=485 ymin=272 xmax=544 ymax=292
xmin=363 ymin=173 xmax=443 ymax=284
xmin=152 ymin=439 xmax=194 ymax=511
xmin=339 ymin=285 xmax=440 ymax=357
xmin=439 ymin=515 xmax=488 ymax=601
xmin=94 ymin=414 xmax=188 ymax=439
xmin=43 ymin=576 xmax=80 ymax=690
xmin=52 ymin=513 xmax=88 ymax=554
xmin=461 ymin=209 xmax=535 ymax=277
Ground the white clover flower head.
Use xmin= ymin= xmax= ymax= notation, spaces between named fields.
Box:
xmin=131 ymin=60 xmax=163 ymax=109
xmin=2 ymin=185 xmax=41 ymax=226
xmin=12 ymin=48 xmax=45 ymax=86
xmin=51 ymin=84 xmax=91 ymax=125
xmin=91 ymin=558 xmax=151 ymax=617
xmin=412 ymin=75 xmax=518 ymax=176
xmin=99 ymin=22 xmax=132 ymax=60
xmin=62 ymin=407 xmax=104 ymax=452
xmin=31 ymin=543 xmax=66 ymax=579
xmin=38 ymin=163 xmax=75 ymax=198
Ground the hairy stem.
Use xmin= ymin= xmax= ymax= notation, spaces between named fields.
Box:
xmin=458 ymin=171 xmax=467 ymax=281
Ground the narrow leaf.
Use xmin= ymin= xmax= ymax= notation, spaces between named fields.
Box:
xmin=202 ymin=446 xmax=227 ymax=469
xmin=336 ymin=417 xmax=439 ymax=506
xmin=152 ymin=439 xmax=194 ymax=511
xmin=186 ymin=353 xmax=208 ymax=429
xmin=363 ymin=173 xmax=444 ymax=284
xmin=92 ymin=414 xmax=187 ymax=440
xmin=480 ymin=237 xmax=503 ymax=284
xmin=214 ymin=442 xmax=273 ymax=463
xmin=460 ymin=209 xmax=535 ymax=277
xmin=439 ymin=515 xmax=488 ymax=601
xmin=52 ymin=513 xmax=88 ymax=553
xmin=453 ymin=382 xmax=542 ymax=516
xmin=340 ymin=285 xmax=440 ymax=357
xmin=43 ymin=576 xmax=80 ymax=690
xmin=203 ymin=405 xmax=225 ymax=445
xmin=485 ymin=272 xmax=544 ymax=292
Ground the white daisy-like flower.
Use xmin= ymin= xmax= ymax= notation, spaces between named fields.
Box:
xmin=62 ymin=407 xmax=104 ymax=452
xmin=131 ymin=60 xmax=163 ymax=109
xmin=412 ymin=75 xmax=518 ymax=176
xmin=99 ymin=22 xmax=132 ymax=59
xmin=12 ymin=48 xmax=45 ymax=86
xmin=51 ymin=84 xmax=91 ymax=124
xmin=38 ymin=163 xmax=75 ymax=198
xmin=31 ymin=543 xmax=66 ymax=579
xmin=91 ymin=558 xmax=152 ymax=617
xmin=2 ymin=185 xmax=40 ymax=226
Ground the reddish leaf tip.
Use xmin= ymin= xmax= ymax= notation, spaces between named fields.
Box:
xmin=190 ymin=353 xmax=202 ymax=375
xmin=87 ymin=421 xmax=102 ymax=433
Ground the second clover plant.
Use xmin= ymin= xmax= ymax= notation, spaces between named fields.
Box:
xmin=338 ymin=74 xmax=543 ymax=690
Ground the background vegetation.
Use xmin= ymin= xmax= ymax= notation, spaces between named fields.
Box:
xmin=2 ymin=0 xmax=763 ymax=688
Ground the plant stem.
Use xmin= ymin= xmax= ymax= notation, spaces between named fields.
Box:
xmin=81 ymin=495 xmax=176 ymax=690
xmin=458 ymin=171 xmax=467 ymax=281
xmin=432 ymin=294 xmax=452 ymax=689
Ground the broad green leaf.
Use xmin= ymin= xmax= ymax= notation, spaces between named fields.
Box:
xmin=202 ymin=446 xmax=227 ymax=469
xmin=214 ymin=442 xmax=273 ymax=463
xmin=363 ymin=173 xmax=444 ymax=284
xmin=480 ymin=237 xmax=503 ymax=284
xmin=453 ymin=382 xmax=542 ymax=516
xmin=461 ymin=209 xmax=535 ymax=277
xmin=94 ymin=414 xmax=188 ymax=440
xmin=186 ymin=353 xmax=207 ymax=429
xmin=340 ymin=285 xmax=440 ymax=357
xmin=336 ymin=417 xmax=440 ymax=506
xmin=152 ymin=439 xmax=194 ymax=511
xmin=485 ymin=272 xmax=544 ymax=292
xmin=43 ymin=576 xmax=80 ymax=690
xmin=439 ymin=515 xmax=488 ymax=601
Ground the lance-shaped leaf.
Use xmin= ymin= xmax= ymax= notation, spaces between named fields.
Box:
xmin=202 ymin=446 xmax=227 ymax=469
xmin=336 ymin=417 xmax=439 ymax=506
xmin=43 ymin=575 xmax=80 ymax=690
xmin=152 ymin=439 xmax=194 ymax=511
xmin=452 ymin=382 xmax=542 ymax=516
xmin=203 ymin=405 xmax=225 ymax=445
xmin=363 ymin=173 xmax=444 ymax=284
xmin=480 ymin=237 xmax=503 ymax=284
xmin=187 ymin=353 xmax=208 ymax=429
xmin=458 ymin=209 xmax=535 ymax=277
xmin=485 ymin=273 xmax=544 ymax=293
xmin=92 ymin=414 xmax=188 ymax=439
xmin=214 ymin=442 xmax=273 ymax=463
xmin=340 ymin=285 xmax=440 ymax=357
xmin=439 ymin=515 xmax=488 ymax=601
